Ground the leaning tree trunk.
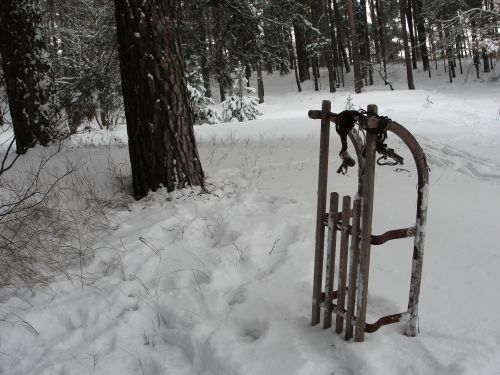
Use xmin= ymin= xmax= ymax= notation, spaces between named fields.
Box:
xmin=0 ymin=0 xmax=60 ymax=154
xmin=398 ymin=0 xmax=415 ymax=89
xmin=114 ymin=0 xmax=204 ymax=198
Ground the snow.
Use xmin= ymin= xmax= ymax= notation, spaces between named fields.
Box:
xmin=1 ymin=63 xmax=500 ymax=374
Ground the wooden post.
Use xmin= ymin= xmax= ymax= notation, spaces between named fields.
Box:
xmin=354 ymin=105 xmax=379 ymax=342
xmin=335 ymin=195 xmax=351 ymax=334
xmin=311 ymin=100 xmax=331 ymax=325
xmin=345 ymin=198 xmax=361 ymax=340
xmin=324 ymin=192 xmax=340 ymax=328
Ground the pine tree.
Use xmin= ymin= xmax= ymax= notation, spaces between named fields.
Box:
xmin=114 ymin=0 xmax=204 ymax=198
xmin=0 ymin=0 xmax=60 ymax=153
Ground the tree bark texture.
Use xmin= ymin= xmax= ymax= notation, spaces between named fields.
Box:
xmin=0 ymin=0 xmax=59 ymax=154
xmin=114 ymin=0 xmax=204 ymax=198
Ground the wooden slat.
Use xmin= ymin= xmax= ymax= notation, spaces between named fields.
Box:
xmin=335 ymin=195 xmax=352 ymax=334
xmin=355 ymin=105 xmax=379 ymax=342
xmin=345 ymin=198 xmax=361 ymax=340
xmin=323 ymin=193 xmax=340 ymax=328
xmin=311 ymin=100 xmax=332 ymax=326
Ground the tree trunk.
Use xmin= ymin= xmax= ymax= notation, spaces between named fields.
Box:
xmin=290 ymin=31 xmax=302 ymax=92
xmin=483 ymin=49 xmax=490 ymax=73
xmin=199 ymin=10 xmax=212 ymax=97
xmin=359 ymin=0 xmax=373 ymax=85
xmin=398 ymin=0 xmax=415 ymax=89
xmin=214 ymin=4 xmax=228 ymax=101
xmin=415 ymin=0 xmax=429 ymax=71
xmin=346 ymin=0 xmax=362 ymax=93
xmin=0 ymin=0 xmax=60 ymax=154
xmin=256 ymin=62 xmax=264 ymax=103
xmin=406 ymin=0 xmax=417 ymax=69
xmin=375 ymin=0 xmax=387 ymax=81
xmin=309 ymin=0 xmax=321 ymax=92
xmin=327 ymin=0 xmax=340 ymax=88
xmin=293 ymin=20 xmax=310 ymax=82
xmin=320 ymin=0 xmax=336 ymax=92
xmin=114 ymin=0 xmax=204 ymax=198
xmin=333 ymin=0 xmax=350 ymax=73
xmin=368 ymin=0 xmax=380 ymax=64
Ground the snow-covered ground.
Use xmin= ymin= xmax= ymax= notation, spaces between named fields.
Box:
xmin=1 ymin=63 xmax=500 ymax=375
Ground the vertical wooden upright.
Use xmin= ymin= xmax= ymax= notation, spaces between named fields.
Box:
xmin=345 ymin=198 xmax=361 ymax=340
xmin=335 ymin=196 xmax=352 ymax=333
xmin=354 ymin=105 xmax=379 ymax=341
xmin=323 ymin=192 xmax=339 ymax=328
xmin=311 ymin=100 xmax=332 ymax=326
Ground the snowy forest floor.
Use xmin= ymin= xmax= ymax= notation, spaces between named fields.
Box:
xmin=1 ymin=62 xmax=500 ymax=375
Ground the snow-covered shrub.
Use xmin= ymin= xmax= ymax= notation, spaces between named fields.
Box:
xmin=186 ymin=62 xmax=220 ymax=124
xmin=221 ymin=67 xmax=262 ymax=123
xmin=187 ymin=83 xmax=221 ymax=124
xmin=222 ymin=95 xmax=262 ymax=122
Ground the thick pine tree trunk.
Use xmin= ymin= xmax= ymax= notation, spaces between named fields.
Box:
xmin=114 ymin=0 xmax=204 ymax=198
xmin=346 ymin=0 xmax=362 ymax=93
xmin=398 ymin=0 xmax=415 ymax=89
xmin=0 ymin=0 xmax=60 ymax=154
